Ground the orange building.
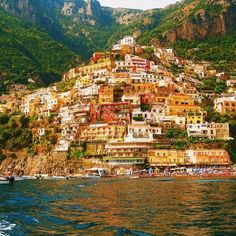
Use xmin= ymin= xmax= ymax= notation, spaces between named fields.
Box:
xmin=124 ymin=83 xmax=157 ymax=96
xmin=166 ymin=94 xmax=202 ymax=116
xmin=99 ymin=85 xmax=114 ymax=104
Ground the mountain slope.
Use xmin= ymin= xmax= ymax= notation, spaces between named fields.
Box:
xmin=0 ymin=8 xmax=80 ymax=89
xmin=112 ymin=0 xmax=236 ymax=43
xmin=0 ymin=0 xmax=236 ymax=89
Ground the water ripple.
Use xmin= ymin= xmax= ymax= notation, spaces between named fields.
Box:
xmin=0 ymin=178 xmax=236 ymax=235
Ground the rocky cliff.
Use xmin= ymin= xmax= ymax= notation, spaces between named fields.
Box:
xmin=163 ymin=0 xmax=236 ymax=43
xmin=0 ymin=152 xmax=83 ymax=176
xmin=119 ymin=0 xmax=236 ymax=45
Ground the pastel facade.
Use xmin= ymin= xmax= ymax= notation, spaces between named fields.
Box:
xmin=78 ymin=124 xmax=126 ymax=142
xmin=187 ymin=111 xmax=204 ymax=124
xmin=80 ymin=84 xmax=99 ymax=99
xmin=124 ymin=83 xmax=157 ymax=96
xmin=214 ymin=96 xmax=236 ymax=115
xmin=98 ymin=85 xmax=114 ymax=104
xmin=104 ymin=142 xmax=154 ymax=166
xmin=90 ymin=102 xmax=131 ymax=124
xmin=63 ymin=60 xmax=115 ymax=80
xmin=120 ymin=36 xmax=135 ymax=47
xmin=187 ymin=123 xmax=230 ymax=140
xmin=148 ymin=149 xmax=186 ymax=167
xmin=185 ymin=150 xmax=231 ymax=165
xmin=124 ymin=124 xmax=162 ymax=142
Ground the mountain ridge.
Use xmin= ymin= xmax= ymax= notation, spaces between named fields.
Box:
xmin=0 ymin=0 xmax=235 ymax=89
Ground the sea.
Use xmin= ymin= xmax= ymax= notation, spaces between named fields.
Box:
xmin=0 ymin=177 xmax=236 ymax=236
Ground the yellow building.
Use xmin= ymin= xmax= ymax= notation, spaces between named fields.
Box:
xmin=75 ymin=77 xmax=91 ymax=88
xmin=166 ymin=104 xmax=203 ymax=117
xmin=185 ymin=149 xmax=231 ymax=166
xmin=78 ymin=124 xmax=126 ymax=142
xmin=148 ymin=149 xmax=186 ymax=167
xmin=187 ymin=111 xmax=204 ymax=124
xmin=64 ymin=59 xmax=115 ymax=80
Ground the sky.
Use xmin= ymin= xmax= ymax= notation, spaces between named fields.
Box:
xmin=99 ymin=0 xmax=179 ymax=10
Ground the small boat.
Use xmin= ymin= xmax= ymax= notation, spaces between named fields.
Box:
xmin=23 ymin=176 xmax=37 ymax=180
xmin=82 ymin=174 xmax=101 ymax=179
xmin=52 ymin=176 xmax=66 ymax=180
xmin=14 ymin=176 xmax=27 ymax=181
xmin=0 ymin=176 xmax=15 ymax=185
xmin=82 ymin=168 xmax=105 ymax=179
xmin=130 ymin=176 xmax=139 ymax=179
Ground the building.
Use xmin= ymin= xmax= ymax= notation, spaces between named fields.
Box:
xmin=214 ymin=96 xmax=236 ymax=115
xmin=62 ymin=124 xmax=79 ymax=141
xmin=80 ymin=84 xmax=99 ymax=99
xmin=90 ymin=102 xmax=131 ymax=124
xmin=124 ymin=83 xmax=157 ymax=96
xmin=98 ymin=85 xmax=114 ymax=104
xmin=187 ymin=111 xmax=204 ymax=124
xmin=63 ymin=60 xmax=115 ymax=80
xmin=104 ymin=141 xmax=154 ymax=166
xmin=147 ymin=149 xmax=186 ymax=167
xmin=185 ymin=149 xmax=231 ymax=166
xmin=124 ymin=124 xmax=162 ymax=142
xmin=165 ymin=94 xmax=202 ymax=116
xmin=78 ymin=124 xmax=126 ymax=142
xmin=120 ymin=36 xmax=135 ymax=47
xmin=187 ymin=123 xmax=230 ymax=140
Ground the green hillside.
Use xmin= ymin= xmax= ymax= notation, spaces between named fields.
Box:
xmin=173 ymin=33 xmax=236 ymax=70
xmin=0 ymin=9 xmax=80 ymax=90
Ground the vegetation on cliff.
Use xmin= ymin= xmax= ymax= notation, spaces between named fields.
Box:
xmin=173 ymin=33 xmax=236 ymax=71
xmin=0 ymin=9 xmax=80 ymax=89
xmin=0 ymin=114 xmax=32 ymax=151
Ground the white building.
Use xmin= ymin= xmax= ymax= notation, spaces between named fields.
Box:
xmin=124 ymin=124 xmax=162 ymax=142
xmin=187 ymin=123 xmax=230 ymax=140
xmin=80 ymin=84 xmax=100 ymax=98
xmin=120 ymin=36 xmax=135 ymax=47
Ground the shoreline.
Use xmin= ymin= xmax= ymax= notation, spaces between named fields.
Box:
xmin=11 ymin=173 xmax=236 ymax=181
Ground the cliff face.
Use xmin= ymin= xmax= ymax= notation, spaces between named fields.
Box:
xmin=119 ymin=0 xmax=236 ymax=46
xmin=0 ymin=0 xmax=103 ymax=20
xmin=165 ymin=13 xmax=226 ymax=42
xmin=0 ymin=152 xmax=84 ymax=176
xmin=164 ymin=2 xmax=236 ymax=43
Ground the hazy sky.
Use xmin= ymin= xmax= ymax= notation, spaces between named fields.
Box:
xmin=99 ymin=0 xmax=179 ymax=10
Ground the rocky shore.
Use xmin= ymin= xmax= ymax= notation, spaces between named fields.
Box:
xmin=0 ymin=152 xmax=88 ymax=176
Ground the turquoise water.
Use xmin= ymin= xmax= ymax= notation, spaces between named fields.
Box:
xmin=0 ymin=178 xmax=236 ymax=235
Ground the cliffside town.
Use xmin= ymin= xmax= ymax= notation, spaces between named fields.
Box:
xmin=0 ymin=36 xmax=235 ymax=176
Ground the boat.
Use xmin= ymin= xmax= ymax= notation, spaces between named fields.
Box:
xmin=0 ymin=176 xmax=15 ymax=185
xmin=14 ymin=176 xmax=27 ymax=181
xmin=82 ymin=174 xmax=101 ymax=179
xmin=23 ymin=175 xmax=37 ymax=180
xmin=52 ymin=176 xmax=67 ymax=179
xmin=130 ymin=176 xmax=139 ymax=179
xmin=82 ymin=168 xmax=105 ymax=179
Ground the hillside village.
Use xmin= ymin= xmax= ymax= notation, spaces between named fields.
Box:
xmin=0 ymin=36 xmax=236 ymax=175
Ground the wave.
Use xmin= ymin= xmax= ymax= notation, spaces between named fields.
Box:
xmin=0 ymin=220 xmax=16 ymax=236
